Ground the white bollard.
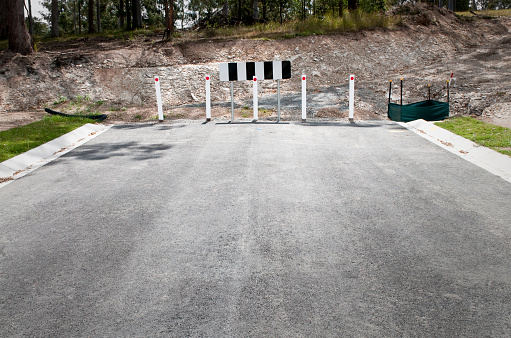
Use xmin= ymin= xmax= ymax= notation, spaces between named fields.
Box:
xmin=349 ymin=75 xmax=355 ymax=121
xmin=253 ymin=76 xmax=258 ymax=121
xmin=302 ymin=75 xmax=306 ymax=122
xmin=205 ymin=75 xmax=211 ymax=121
xmin=154 ymin=76 xmax=163 ymax=121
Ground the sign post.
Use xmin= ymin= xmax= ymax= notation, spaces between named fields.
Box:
xmin=253 ymin=76 xmax=258 ymax=121
xmin=230 ymin=82 xmax=234 ymax=122
xmin=154 ymin=76 xmax=163 ymax=121
xmin=349 ymin=75 xmax=355 ymax=121
xmin=277 ymin=79 xmax=281 ymax=123
xmin=302 ymin=75 xmax=306 ymax=122
xmin=219 ymin=61 xmax=291 ymax=123
xmin=205 ymin=75 xmax=211 ymax=121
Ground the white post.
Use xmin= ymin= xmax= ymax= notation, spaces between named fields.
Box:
xmin=302 ymin=75 xmax=306 ymax=122
xmin=253 ymin=76 xmax=258 ymax=121
xmin=155 ymin=76 xmax=163 ymax=121
xmin=277 ymin=79 xmax=281 ymax=123
xmin=230 ymin=82 xmax=234 ymax=123
xmin=349 ymin=74 xmax=355 ymax=121
xmin=205 ymin=75 xmax=211 ymax=121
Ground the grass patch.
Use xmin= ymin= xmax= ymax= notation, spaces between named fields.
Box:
xmin=435 ymin=116 xmax=511 ymax=157
xmin=0 ymin=115 xmax=96 ymax=163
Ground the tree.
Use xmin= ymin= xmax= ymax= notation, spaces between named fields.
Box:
xmin=348 ymin=0 xmax=358 ymax=10
xmin=119 ymin=0 xmax=125 ymax=28
xmin=126 ymin=0 xmax=131 ymax=29
xmin=4 ymin=0 xmax=33 ymax=54
xmin=132 ymin=0 xmax=142 ymax=28
xmin=88 ymin=0 xmax=95 ymax=33
xmin=78 ymin=0 xmax=83 ymax=33
xmin=97 ymin=0 xmax=101 ymax=32
xmin=51 ymin=0 xmax=59 ymax=37
xmin=0 ymin=0 xmax=7 ymax=39
xmin=163 ymin=0 xmax=174 ymax=39
xmin=27 ymin=0 xmax=34 ymax=36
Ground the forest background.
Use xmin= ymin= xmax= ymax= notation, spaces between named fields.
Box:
xmin=3 ymin=0 xmax=511 ymax=46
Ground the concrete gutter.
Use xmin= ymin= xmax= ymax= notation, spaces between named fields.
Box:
xmin=400 ymin=119 xmax=511 ymax=184
xmin=0 ymin=123 xmax=111 ymax=188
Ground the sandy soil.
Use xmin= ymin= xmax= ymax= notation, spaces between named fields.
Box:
xmin=1 ymin=4 xmax=510 ymax=131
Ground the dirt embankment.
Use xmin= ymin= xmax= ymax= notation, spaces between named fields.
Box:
xmin=1 ymin=4 xmax=511 ymax=129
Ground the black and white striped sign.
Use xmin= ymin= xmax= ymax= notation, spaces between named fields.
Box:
xmin=219 ymin=61 xmax=291 ymax=81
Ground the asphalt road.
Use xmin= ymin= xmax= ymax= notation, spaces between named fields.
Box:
xmin=1 ymin=121 xmax=510 ymax=337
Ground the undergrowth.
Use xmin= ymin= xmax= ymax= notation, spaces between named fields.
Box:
xmin=197 ymin=11 xmax=402 ymax=39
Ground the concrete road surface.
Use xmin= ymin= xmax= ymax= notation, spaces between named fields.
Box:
xmin=1 ymin=121 xmax=510 ymax=337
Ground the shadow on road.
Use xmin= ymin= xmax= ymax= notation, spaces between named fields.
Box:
xmin=111 ymin=124 xmax=187 ymax=131
xmin=301 ymin=121 xmax=385 ymax=128
xmin=62 ymin=141 xmax=173 ymax=161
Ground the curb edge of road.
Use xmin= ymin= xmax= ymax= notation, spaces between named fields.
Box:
xmin=0 ymin=123 xmax=111 ymax=189
xmin=399 ymin=119 xmax=511 ymax=184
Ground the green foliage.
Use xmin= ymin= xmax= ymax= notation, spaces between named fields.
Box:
xmin=50 ymin=95 xmax=108 ymax=115
xmin=435 ymin=117 xmax=511 ymax=157
xmin=53 ymin=96 xmax=68 ymax=105
xmin=0 ymin=115 xmax=95 ymax=163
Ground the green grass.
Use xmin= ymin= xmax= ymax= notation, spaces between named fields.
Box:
xmin=435 ymin=116 xmax=511 ymax=157
xmin=0 ymin=115 xmax=96 ymax=163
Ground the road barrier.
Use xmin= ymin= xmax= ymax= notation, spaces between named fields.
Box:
xmin=219 ymin=61 xmax=292 ymax=122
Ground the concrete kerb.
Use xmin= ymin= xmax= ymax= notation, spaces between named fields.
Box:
xmin=0 ymin=123 xmax=111 ymax=188
xmin=400 ymin=119 xmax=511 ymax=184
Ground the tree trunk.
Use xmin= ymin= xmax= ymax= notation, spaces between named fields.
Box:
xmin=0 ymin=0 xmax=7 ymax=39
xmin=339 ymin=0 xmax=343 ymax=17
xmin=348 ymin=0 xmax=357 ymax=11
xmin=126 ymin=0 xmax=131 ymax=30
xmin=223 ymin=0 xmax=228 ymax=20
xmin=168 ymin=0 xmax=174 ymax=34
xmin=6 ymin=0 xmax=33 ymax=55
xmin=79 ymin=0 xmax=82 ymax=34
xmin=237 ymin=0 xmax=242 ymax=23
xmin=162 ymin=0 xmax=173 ymax=40
xmin=279 ymin=0 xmax=283 ymax=24
xmin=73 ymin=0 xmax=76 ymax=34
xmin=119 ymin=0 xmax=124 ymax=28
xmin=132 ymin=0 xmax=141 ymax=29
xmin=88 ymin=0 xmax=95 ymax=33
xmin=253 ymin=0 xmax=258 ymax=22
xmin=51 ymin=0 xmax=59 ymax=37
xmin=96 ymin=0 xmax=101 ymax=32
xmin=28 ymin=0 xmax=34 ymax=36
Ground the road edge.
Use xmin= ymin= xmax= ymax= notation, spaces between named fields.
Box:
xmin=0 ymin=123 xmax=111 ymax=188
xmin=399 ymin=119 xmax=511 ymax=184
